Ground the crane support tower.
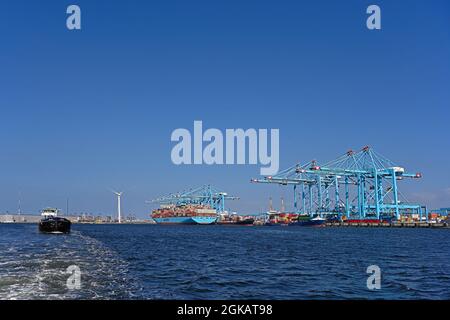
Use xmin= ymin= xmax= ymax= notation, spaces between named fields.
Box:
xmin=252 ymin=146 xmax=426 ymax=221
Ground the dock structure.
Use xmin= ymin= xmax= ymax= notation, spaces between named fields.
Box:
xmin=0 ymin=214 xmax=80 ymax=223
xmin=325 ymin=221 xmax=448 ymax=228
xmin=252 ymin=146 xmax=426 ymax=221
xmin=148 ymin=185 xmax=239 ymax=213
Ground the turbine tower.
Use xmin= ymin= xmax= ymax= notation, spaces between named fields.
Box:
xmin=112 ymin=191 xmax=123 ymax=223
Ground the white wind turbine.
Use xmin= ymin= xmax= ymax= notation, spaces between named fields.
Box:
xmin=112 ymin=190 xmax=123 ymax=223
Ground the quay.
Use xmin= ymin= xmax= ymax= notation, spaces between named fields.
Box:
xmin=325 ymin=221 xmax=449 ymax=228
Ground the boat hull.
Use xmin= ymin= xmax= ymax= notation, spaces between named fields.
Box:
xmin=265 ymin=222 xmax=289 ymax=226
xmin=234 ymin=218 xmax=255 ymax=225
xmin=289 ymin=218 xmax=326 ymax=227
xmin=218 ymin=218 xmax=255 ymax=226
xmin=153 ymin=216 xmax=217 ymax=225
xmin=39 ymin=217 xmax=71 ymax=234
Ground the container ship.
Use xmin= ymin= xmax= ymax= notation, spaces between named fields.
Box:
xmin=265 ymin=212 xmax=298 ymax=226
xmin=265 ymin=211 xmax=326 ymax=227
xmin=289 ymin=215 xmax=326 ymax=227
xmin=151 ymin=204 xmax=218 ymax=225
xmin=217 ymin=213 xmax=255 ymax=225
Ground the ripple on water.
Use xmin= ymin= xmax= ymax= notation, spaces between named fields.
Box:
xmin=0 ymin=226 xmax=141 ymax=300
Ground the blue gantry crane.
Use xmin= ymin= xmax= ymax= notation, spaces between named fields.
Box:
xmin=252 ymin=146 xmax=426 ymax=221
xmin=148 ymin=185 xmax=239 ymax=213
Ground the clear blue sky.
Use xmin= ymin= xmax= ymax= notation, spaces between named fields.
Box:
xmin=0 ymin=0 xmax=449 ymax=217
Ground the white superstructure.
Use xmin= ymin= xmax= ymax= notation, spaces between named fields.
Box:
xmin=41 ymin=208 xmax=59 ymax=217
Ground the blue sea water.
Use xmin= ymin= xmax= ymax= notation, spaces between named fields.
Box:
xmin=0 ymin=223 xmax=449 ymax=300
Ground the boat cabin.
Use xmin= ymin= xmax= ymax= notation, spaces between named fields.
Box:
xmin=41 ymin=208 xmax=59 ymax=217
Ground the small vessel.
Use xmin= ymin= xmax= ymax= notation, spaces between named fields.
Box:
xmin=217 ymin=213 xmax=255 ymax=225
xmin=38 ymin=208 xmax=71 ymax=234
xmin=151 ymin=204 xmax=218 ymax=225
xmin=218 ymin=218 xmax=255 ymax=225
xmin=234 ymin=218 xmax=255 ymax=225
xmin=289 ymin=215 xmax=326 ymax=227
xmin=265 ymin=211 xmax=299 ymax=226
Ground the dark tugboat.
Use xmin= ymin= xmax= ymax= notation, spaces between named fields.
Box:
xmin=234 ymin=217 xmax=255 ymax=225
xmin=39 ymin=208 xmax=71 ymax=234
xmin=289 ymin=215 xmax=326 ymax=227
